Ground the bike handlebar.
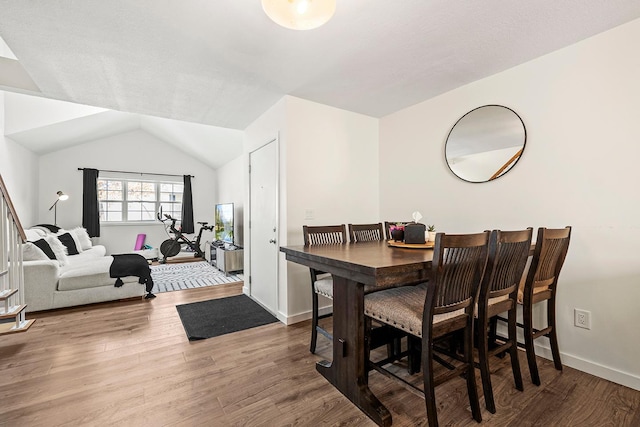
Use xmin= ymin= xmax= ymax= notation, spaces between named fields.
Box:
xmin=159 ymin=213 xmax=213 ymax=231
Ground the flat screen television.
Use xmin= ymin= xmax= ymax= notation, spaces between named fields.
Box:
xmin=215 ymin=203 xmax=234 ymax=243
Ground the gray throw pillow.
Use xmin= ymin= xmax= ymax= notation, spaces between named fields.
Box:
xmin=30 ymin=238 xmax=57 ymax=260
xmin=23 ymin=242 xmax=50 ymax=261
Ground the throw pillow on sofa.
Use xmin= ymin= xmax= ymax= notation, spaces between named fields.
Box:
xmin=24 ymin=240 xmax=54 ymax=261
xmin=30 ymin=238 xmax=57 ymax=260
xmin=66 ymin=229 xmax=84 ymax=253
xmin=31 ymin=224 xmax=61 ymax=234
xmin=45 ymin=235 xmax=69 ymax=266
xmin=25 ymin=228 xmax=47 ymax=241
xmin=71 ymin=227 xmax=92 ymax=250
xmin=56 ymin=232 xmax=80 ymax=255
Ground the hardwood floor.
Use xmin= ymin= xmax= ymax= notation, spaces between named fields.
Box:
xmin=1 ymin=284 xmax=638 ymax=426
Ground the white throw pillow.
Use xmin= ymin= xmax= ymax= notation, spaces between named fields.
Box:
xmin=22 ymin=242 xmax=49 ymax=261
xmin=71 ymin=227 xmax=92 ymax=250
xmin=25 ymin=228 xmax=46 ymax=241
xmin=45 ymin=235 xmax=69 ymax=266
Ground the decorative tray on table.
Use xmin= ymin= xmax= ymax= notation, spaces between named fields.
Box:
xmin=387 ymin=240 xmax=434 ymax=249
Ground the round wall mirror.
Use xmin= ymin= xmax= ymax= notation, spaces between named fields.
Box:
xmin=445 ymin=105 xmax=526 ymax=183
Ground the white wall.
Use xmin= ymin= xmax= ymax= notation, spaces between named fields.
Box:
xmin=285 ymin=96 xmax=379 ymax=321
xmin=216 ymin=155 xmax=244 ymax=245
xmin=38 ymin=129 xmax=218 ymax=254
xmin=379 ymin=19 xmax=640 ymax=390
xmin=0 ymin=91 xmax=39 ymax=226
xmin=244 ymin=96 xmax=379 ymax=323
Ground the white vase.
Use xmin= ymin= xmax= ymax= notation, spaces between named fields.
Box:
xmin=428 ymin=231 xmax=436 ymax=242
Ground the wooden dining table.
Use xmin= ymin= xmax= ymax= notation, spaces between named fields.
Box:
xmin=280 ymin=240 xmax=435 ymax=426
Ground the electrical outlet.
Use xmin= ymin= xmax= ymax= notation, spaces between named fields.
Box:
xmin=574 ymin=309 xmax=591 ymax=330
xmin=304 ymin=209 xmax=315 ymax=220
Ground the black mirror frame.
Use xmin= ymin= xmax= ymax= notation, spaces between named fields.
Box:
xmin=445 ymin=104 xmax=527 ymax=184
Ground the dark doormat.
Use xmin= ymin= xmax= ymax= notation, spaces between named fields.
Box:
xmin=176 ymin=294 xmax=278 ymax=340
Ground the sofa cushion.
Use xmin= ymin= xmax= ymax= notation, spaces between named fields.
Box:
xmin=65 ymin=245 xmax=107 ymax=265
xmin=31 ymin=238 xmax=57 ymax=260
xmin=58 ymin=256 xmax=139 ymax=291
xmin=23 ymin=242 xmax=50 ymax=261
xmin=57 ymin=232 xmax=80 ymax=255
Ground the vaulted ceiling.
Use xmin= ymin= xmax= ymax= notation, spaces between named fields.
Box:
xmin=1 ymin=1 xmax=640 ymax=163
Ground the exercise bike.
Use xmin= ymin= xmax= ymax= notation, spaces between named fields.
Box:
xmin=157 ymin=213 xmax=213 ymax=263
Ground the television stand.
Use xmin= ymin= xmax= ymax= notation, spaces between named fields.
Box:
xmin=212 ymin=244 xmax=244 ymax=275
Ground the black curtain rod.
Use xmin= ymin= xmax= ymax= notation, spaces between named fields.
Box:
xmin=78 ymin=168 xmax=194 ymax=178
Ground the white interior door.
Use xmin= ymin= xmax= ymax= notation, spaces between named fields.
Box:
xmin=249 ymin=139 xmax=278 ymax=315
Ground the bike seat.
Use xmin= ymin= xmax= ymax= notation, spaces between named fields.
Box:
xmin=197 ymin=222 xmax=208 ymax=226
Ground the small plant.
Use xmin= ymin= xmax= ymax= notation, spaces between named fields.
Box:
xmin=427 ymin=224 xmax=436 ymax=232
xmin=389 ymin=223 xmax=404 ymax=233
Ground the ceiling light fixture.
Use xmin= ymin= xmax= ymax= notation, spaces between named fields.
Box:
xmin=262 ymin=0 xmax=336 ymax=31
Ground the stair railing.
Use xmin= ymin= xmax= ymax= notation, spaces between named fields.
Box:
xmin=0 ymin=174 xmax=33 ymax=333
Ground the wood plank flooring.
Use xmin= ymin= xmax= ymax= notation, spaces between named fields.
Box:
xmin=0 ymin=284 xmax=638 ymax=426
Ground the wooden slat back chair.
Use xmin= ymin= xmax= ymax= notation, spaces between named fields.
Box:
xmin=364 ymin=231 xmax=490 ymax=427
xmin=477 ymin=228 xmax=532 ymax=414
xmin=302 ymin=224 xmax=347 ymax=353
xmin=348 ymin=222 xmax=405 ymax=359
xmin=518 ymin=226 xmax=571 ymax=385
xmin=348 ymin=222 xmax=384 ymax=243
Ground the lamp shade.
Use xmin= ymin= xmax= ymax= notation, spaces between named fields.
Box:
xmin=57 ymin=191 xmax=69 ymax=201
xmin=262 ymin=0 xmax=336 ymax=30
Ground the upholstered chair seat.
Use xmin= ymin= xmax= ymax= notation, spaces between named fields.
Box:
xmin=313 ymin=273 xmax=333 ymax=298
xmin=365 ymin=285 xmax=465 ymax=337
xmin=516 ymin=283 xmax=550 ymax=304
xmin=474 ymin=293 xmax=510 ymax=316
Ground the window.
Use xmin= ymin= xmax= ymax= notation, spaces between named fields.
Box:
xmin=98 ymin=178 xmax=183 ymax=222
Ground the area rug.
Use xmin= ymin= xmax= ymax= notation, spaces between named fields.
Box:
xmin=176 ymin=294 xmax=278 ymax=340
xmin=150 ymin=261 xmax=243 ymax=293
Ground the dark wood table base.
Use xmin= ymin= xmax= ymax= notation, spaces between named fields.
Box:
xmin=315 ymin=276 xmax=392 ymax=426
xmin=281 ymin=242 xmax=433 ymax=426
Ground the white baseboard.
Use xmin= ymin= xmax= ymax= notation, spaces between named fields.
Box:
xmin=283 ymin=306 xmax=332 ymax=326
xmin=532 ymin=343 xmax=640 ymax=391
xmin=282 ymin=311 xmax=640 ymax=391
xmin=281 ymin=308 xmax=640 ymax=391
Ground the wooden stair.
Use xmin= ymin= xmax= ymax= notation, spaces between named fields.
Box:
xmin=0 ymin=175 xmax=34 ymax=336
xmin=0 ymin=318 xmax=35 ymax=335
xmin=0 ymin=287 xmax=34 ymax=335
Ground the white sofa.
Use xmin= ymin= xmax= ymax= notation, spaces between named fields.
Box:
xmin=23 ymin=228 xmax=146 ymax=312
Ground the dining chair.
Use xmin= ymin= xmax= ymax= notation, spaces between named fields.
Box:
xmin=348 ymin=222 xmax=405 ymax=359
xmin=303 ymin=224 xmax=347 ymax=353
xmin=348 ymin=222 xmax=384 ymax=243
xmin=364 ymin=231 xmax=490 ymax=426
xmin=516 ymin=226 xmax=571 ymax=386
xmin=476 ymin=228 xmax=532 ymax=413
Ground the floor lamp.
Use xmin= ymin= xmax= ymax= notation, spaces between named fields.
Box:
xmin=49 ymin=191 xmax=69 ymax=226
